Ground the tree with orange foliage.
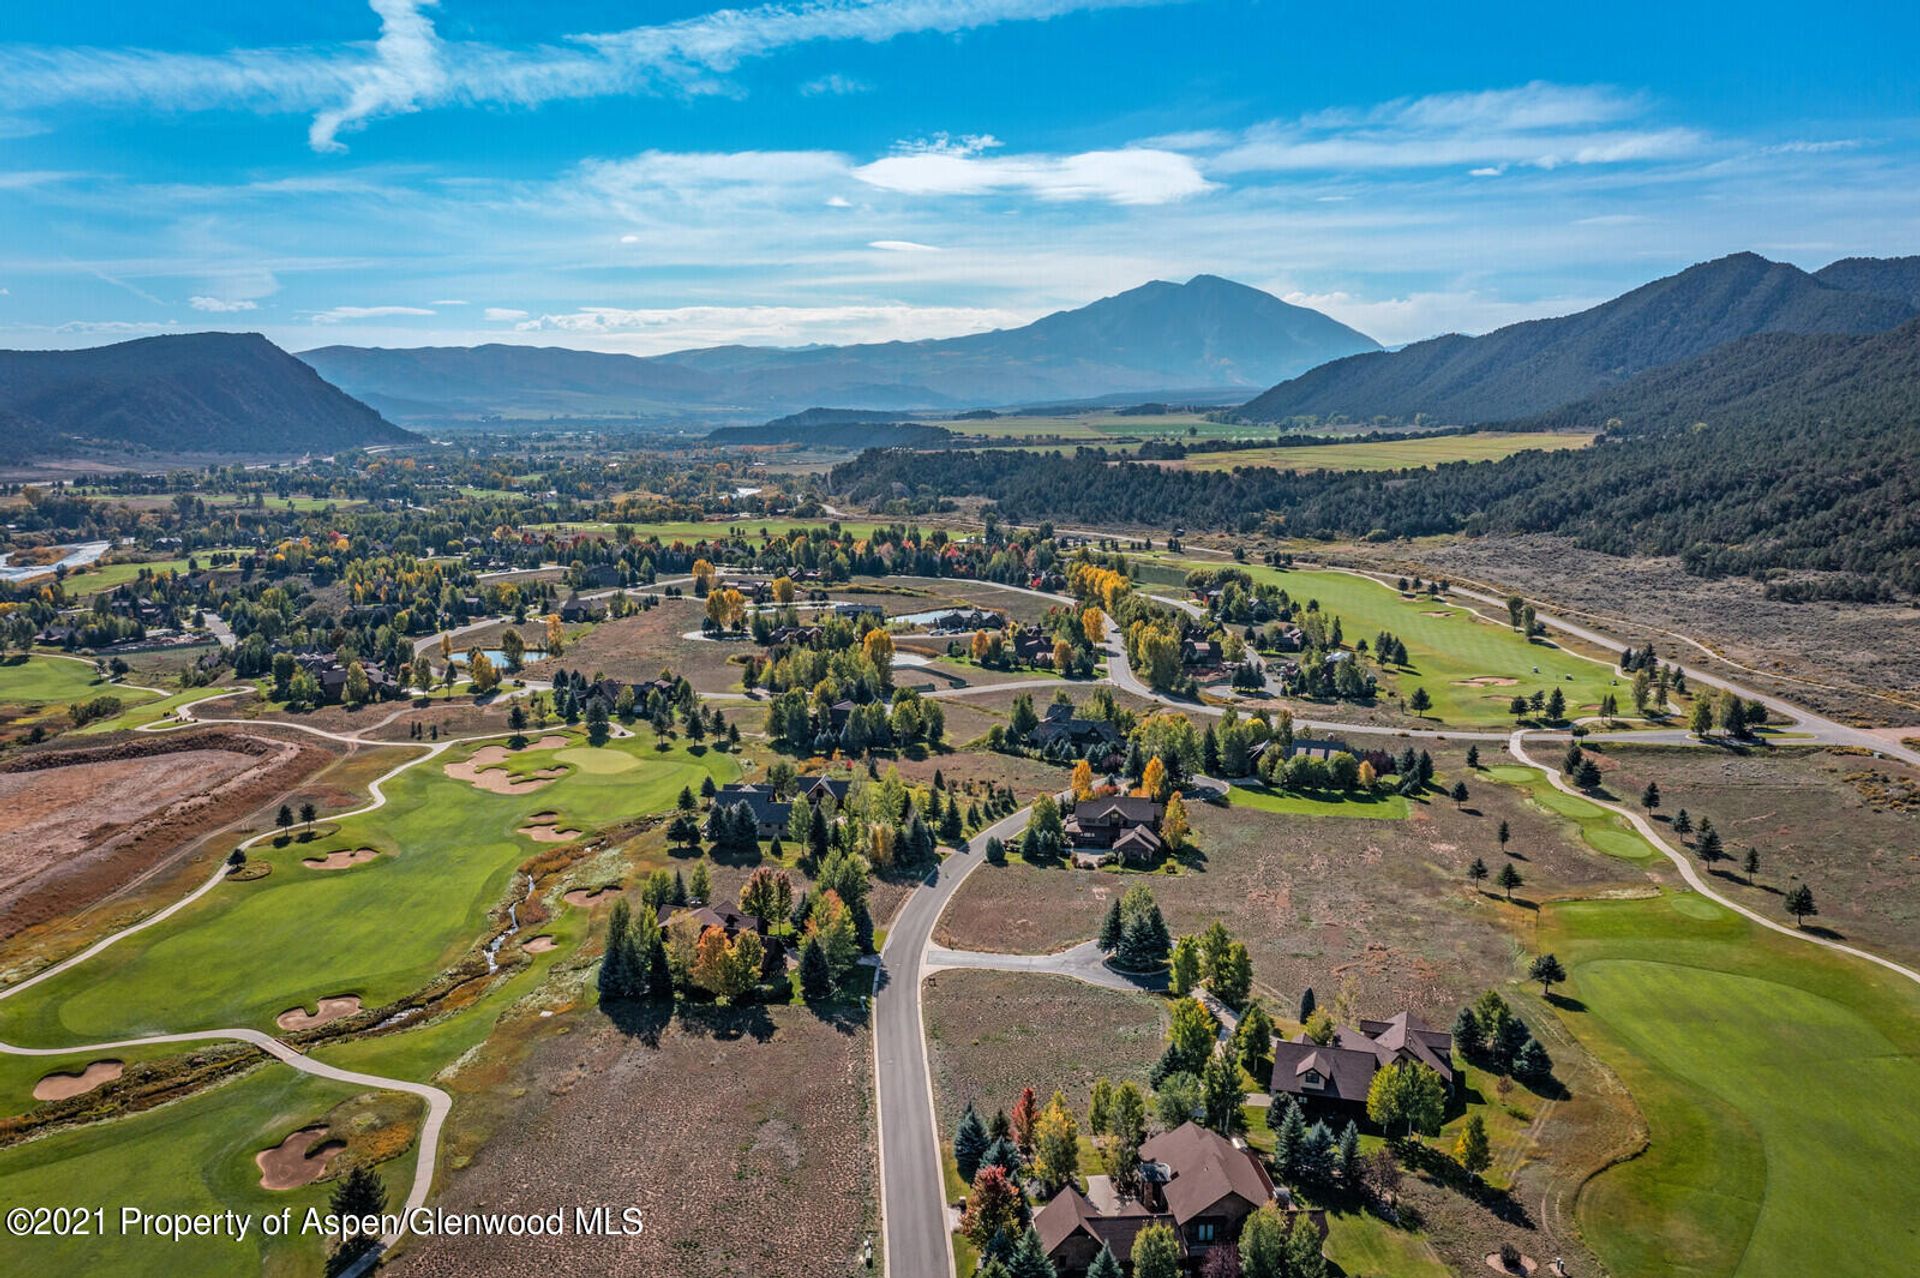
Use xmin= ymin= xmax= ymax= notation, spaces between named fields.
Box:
xmin=1138 ymin=755 xmax=1170 ymax=803
xmin=1081 ymin=606 xmax=1106 ymax=646
xmin=1071 ymin=758 xmax=1096 ymax=802
xmin=1011 ymin=1085 xmax=1041 ymax=1157
xmin=1052 ymin=638 xmax=1073 ymax=672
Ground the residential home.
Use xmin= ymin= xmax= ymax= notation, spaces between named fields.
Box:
xmin=1031 ymin=701 xmax=1125 ymax=755
xmin=558 ymin=593 xmax=605 ymax=623
xmin=1270 ymin=1011 xmax=1455 ymax=1117
xmin=1064 ymin=794 xmax=1164 ymax=866
xmin=1034 ymin=1121 xmax=1323 ymax=1275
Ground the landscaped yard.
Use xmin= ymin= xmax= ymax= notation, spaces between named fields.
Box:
xmin=1539 ymin=891 xmax=1920 ymax=1276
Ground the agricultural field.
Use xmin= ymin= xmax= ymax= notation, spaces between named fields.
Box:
xmin=1164 ymin=430 xmax=1595 ymax=473
xmin=1538 ymin=892 xmax=1920 ymax=1277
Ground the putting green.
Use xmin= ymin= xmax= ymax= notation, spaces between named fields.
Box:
xmin=1542 ymin=894 xmax=1920 ymax=1276
xmin=0 ymin=735 xmax=737 ymax=1044
xmin=0 ymin=1065 xmax=362 ymax=1276
xmin=554 ymin=745 xmax=641 ymax=773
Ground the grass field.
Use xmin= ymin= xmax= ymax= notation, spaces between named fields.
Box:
xmin=59 ymin=549 xmax=250 ymax=595
xmin=1227 ymin=781 xmax=1410 ymax=819
xmin=1483 ymin=764 xmax=1659 ymax=860
xmin=78 ymin=684 xmax=242 ymax=734
xmin=0 ymin=734 xmax=738 ymax=1044
xmin=0 ymin=654 xmax=151 ymax=706
xmin=935 ymin=411 xmax=1255 ymax=441
xmin=1161 ymin=559 xmax=1625 ymax=726
xmin=1539 ymin=892 xmax=1920 ymax=1276
xmin=1168 ymin=431 xmax=1595 ymax=473
xmin=0 ymin=1064 xmax=370 ymax=1276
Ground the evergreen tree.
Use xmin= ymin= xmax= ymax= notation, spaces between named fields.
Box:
xmin=1515 ymin=1037 xmax=1553 ymax=1081
xmin=1097 ymin=896 xmax=1124 ymax=952
xmin=1451 ymin=1003 xmax=1483 ymax=1059
xmin=1672 ymin=808 xmax=1692 ymax=835
xmin=1468 ymin=856 xmax=1489 ymax=888
xmin=1298 ymin=986 xmax=1315 ymax=1023
xmin=1455 ymin=1112 xmax=1492 ymax=1176
xmin=1335 ymin=1120 xmax=1361 ymax=1184
xmin=1785 ymin=883 xmax=1818 ymax=927
xmin=1641 ymin=781 xmax=1660 ymax=810
xmin=1497 ymin=862 xmax=1523 ymax=901
xmin=1528 ymin=953 xmax=1568 ymax=997
xmin=954 ymin=1103 xmax=991 ymax=1185
xmin=1005 ymin=1227 xmax=1057 ymax=1278
xmin=1271 ymin=1097 xmax=1306 ymax=1181
xmin=598 ymin=900 xmax=637 ymax=1003
xmin=1086 ymin=1245 xmax=1124 ymax=1278
xmin=799 ymin=935 xmax=833 ymax=1000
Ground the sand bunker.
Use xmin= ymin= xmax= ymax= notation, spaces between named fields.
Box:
xmin=1422 ymin=610 xmax=1453 ymax=617
xmin=302 ymin=847 xmax=379 ymax=870
xmin=256 ymin=1126 xmax=347 ymax=1191
xmin=33 ymin=1059 xmax=123 ymax=1101
xmin=522 ymin=935 xmax=556 ymax=953
xmin=1454 ymin=676 xmax=1519 ymax=686
xmin=563 ymin=886 xmax=619 ymax=908
xmin=517 ymin=814 xmax=583 ymax=844
xmin=275 ymin=996 xmax=362 ymax=1031
xmin=443 ymin=735 xmax=571 ymax=794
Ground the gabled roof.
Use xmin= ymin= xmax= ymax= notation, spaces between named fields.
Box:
xmin=1033 ymin=1183 xmax=1156 ymax=1262
xmin=1137 ymin=1122 xmax=1275 ymax=1225
xmin=1073 ymin=795 xmax=1162 ymax=826
xmin=1271 ymin=1010 xmax=1454 ymax=1103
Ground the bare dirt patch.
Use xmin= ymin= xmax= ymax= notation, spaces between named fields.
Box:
xmin=525 ymin=603 xmax=745 ymax=695
xmin=302 ymin=848 xmax=379 ymax=870
xmin=256 ymin=1125 xmax=346 ymax=1190
xmin=403 ymin=1004 xmax=875 ymax=1278
xmin=275 ymin=996 xmax=363 ymax=1031
xmin=0 ymin=730 xmax=331 ymax=941
xmin=31 ymin=1059 xmax=123 ymax=1101
xmin=444 ymin=737 xmax=569 ymax=794
xmin=1455 ymin=676 xmax=1519 ymax=687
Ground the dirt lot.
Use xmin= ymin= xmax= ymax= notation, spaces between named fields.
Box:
xmin=1599 ymin=743 xmax=1920 ymax=967
xmin=1367 ymin=533 xmax=1920 ymax=727
xmin=524 ymin=601 xmax=746 ymax=695
xmin=401 ymin=1002 xmax=876 ymax=1278
xmin=924 ymin=969 xmax=1166 ymax=1133
xmin=936 ymin=747 xmax=1642 ymax=1024
xmin=0 ymin=731 xmax=332 ymax=941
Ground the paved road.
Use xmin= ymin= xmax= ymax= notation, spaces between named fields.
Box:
xmin=874 ymin=802 xmax=1043 ymax=1278
xmin=923 ymin=939 xmax=1167 ymax=995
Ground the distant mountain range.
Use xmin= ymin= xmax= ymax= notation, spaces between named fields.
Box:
xmin=300 ymin=276 xmax=1380 ymax=422
xmin=1236 ymin=253 xmax=1919 ymax=424
xmin=0 ymin=333 xmax=411 ymax=463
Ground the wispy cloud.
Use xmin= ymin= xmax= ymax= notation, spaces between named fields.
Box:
xmin=188 ymin=295 xmax=258 ymax=312
xmin=511 ymin=302 xmax=1028 ymax=349
xmin=0 ymin=0 xmax=1169 ymax=151
xmin=869 ymin=239 xmax=941 ymax=251
xmin=854 ymin=145 xmax=1211 ymax=204
xmin=483 ymin=307 xmax=529 ymax=321
xmin=311 ymin=304 xmax=435 ymax=322
xmin=801 ymin=72 xmax=872 ymax=96
xmin=1210 ymin=82 xmax=1703 ymax=174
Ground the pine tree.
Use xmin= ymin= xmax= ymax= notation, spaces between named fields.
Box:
xmin=1452 ymin=1004 xmax=1483 ymax=1059
xmin=1298 ymin=986 xmax=1315 ymax=1023
xmin=1272 ymin=1097 xmax=1307 ymax=1181
xmin=1497 ymin=862 xmax=1523 ymax=901
xmin=1086 ymin=1245 xmax=1124 ymax=1278
xmin=598 ymin=900 xmax=636 ymax=1003
xmin=1336 ymin=1120 xmax=1361 ymax=1184
xmin=1097 ymin=896 xmax=1123 ymax=952
xmin=954 ymin=1103 xmax=991 ymax=1184
xmin=799 ymin=935 xmax=832 ymax=1000
xmin=1005 ymin=1227 xmax=1057 ymax=1278
xmin=1468 ymin=856 xmax=1489 ymax=888
xmin=1696 ymin=818 xmax=1723 ymax=863
xmin=1673 ymin=808 xmax=1692 ymax=835
xmin=1785 ymin=883 xmax=1818 ymax=927
xmin=1641 ymin=780 xmax=1660 ymax=810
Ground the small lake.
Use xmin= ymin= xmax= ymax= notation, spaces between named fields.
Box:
xmin=454 ymin=647 xmax=547 ymax=667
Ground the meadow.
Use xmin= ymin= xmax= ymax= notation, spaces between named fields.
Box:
xmin=1167 ymin=430 xmax=1595 ymax=473
xmin=0 ymin=733 xmax=737 ymax=1044
xmin=1540 ymin=892 xmax=1920 ymax=1276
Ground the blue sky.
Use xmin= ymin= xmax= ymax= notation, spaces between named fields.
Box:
xmin=2 ymin=0 xmax=1916 ymax=353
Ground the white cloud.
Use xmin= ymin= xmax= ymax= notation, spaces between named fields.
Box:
xmin=188 ymin=296 xmax=259 ymax=312
xmin=0 ymin=0 xmax=1169 ymax=151
xmin=311 ymin=304 xmax=436 ymax=323
xmin=56 ymin=319 xmax=179 ymax=334
xmin=1281 ymin=288 xmax=1608 ymax=346
xmin=869 ymin=239 xmax=940 ymax=252
xmin=430 ymin=298 xmax=468 ymax=305
xmin=854 ymin=146 xmax=1211 ymax=205
xmin=824 ymin=195 xmax=854 ymax=208
xmin=511 ymin=302 xmax=1029 ymax=350
xmin=801 ymin=72 xmax=872 ymax=96
xmin=1210 ymin=82 xmax=1703 ymax=175
xmin=619 ymin=233 xmax=641 ymax=243
xmin=483 ymin=307 xmax=529 ymax=321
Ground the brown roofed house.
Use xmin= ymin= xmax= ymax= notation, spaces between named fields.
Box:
xmin=1064 ymin=794 xmax=1165 ymax=866
xmin=1270 ymin=1011 xmax=1455 ymax=1116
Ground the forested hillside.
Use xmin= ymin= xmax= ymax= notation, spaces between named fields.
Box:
xmin=834 ymin=319 xmax=1920 ymax=597
xmin=1235 ymin=253 xmax=1914 ymax=425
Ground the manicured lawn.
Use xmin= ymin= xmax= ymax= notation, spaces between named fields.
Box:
xmin=0 ymin=1064 xmax=366 ymax=1276
xmin=0 ymin=735 xmax=738 ymax=1043
xmin=1539 ymin=892 xmax=1920 ymax=1276
xmin=77 ymin=684 xmax=240 ymax=734
xmin=1227 ymin=782 xmax=1410 ymax=819
xmin=1161 ymin=560 xmax=1624 ymax=727
xmin=1322 ymin=1209 xmax=1453 ymax=1277
xmin=1482 ymin=764 xmax=1657 ymax=860
xmin=1172 ymin=431 xmax=1595 ymax=474
xmin=60 ymin=548 xmax=250 ymax=595
xmin=0 ymin=654 xmax=153 ymax=706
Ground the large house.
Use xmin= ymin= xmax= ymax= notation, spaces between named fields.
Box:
xmin=1270 ymin=1011 xmax=1455 ymax=1116
xmin=1064 ymin=794 xmax=1164 ymax=866
xmin=1032 ymin=702 xmax=1125 ymax=756
xmin=714 ymin=776 xmax=855 ymax=839
xmin=1034 ymin=1122 xmax=1322 ymax=1275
